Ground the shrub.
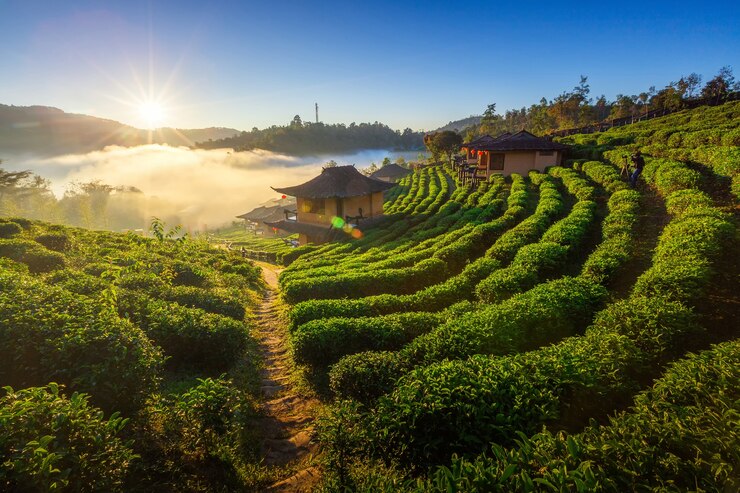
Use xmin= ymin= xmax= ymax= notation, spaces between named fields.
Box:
xmin=156 ymin=377 xmax=245 ymax=457
xmin=421 ymin=340 xmax=740 ymax=492
xmin=170 ymin=260 xmax=211 ymax=287
xmin=34 ymin=232 xmax=71 ymax=252
xmin=118 ymin=291 xmax=249 ymax=373
xmin=0 ymin=221 xmax=22 ymax=238
xmin=164 ymin=285 xmax=246 ymax=321
xmin=293 ymin=312 xmax=442 ymax=367
xmin=117 ymin=271 xmax=168 ymax=293
xmin=0 ymin=384 xmax=136 ymax=492
xmin=82 ymin=262 xmax=113 ymax=277
xmin=0 ymin=270 xmax=162 ymax=413
xmin=330 ymin=351 xmax=409 ymax=403
xmin=0 ymin=239 xmax=65 ymax=273
xmin=44 ymin=269 xmax=108 ymax=296
xmin=664 ymin=188 xmax=713 ymax=216
xmin=650 ymin=159 xmax=702 ymax=195
xmin=5 ymin=216 xmax=33 ymax=229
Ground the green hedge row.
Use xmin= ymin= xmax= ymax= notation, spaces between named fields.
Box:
xmin=581 ymin=189 xmax=640 ymax=283
xmin=282 ymin=257 xmax=449 ymax=304
xmin=0 ymin=238 xmax=65 ymax=273
xmin=118 ymin=290 xmax=249 ymax=373
xmin=286 ymin=176 xmax=530 ymax=326
xmin=420 ymin=339 xmax=739 ymax=492
xmin=0 ymin=269 xmax=162 ymax=414
xmin=329 ymin=276 xmax=607 ymax=404
xmin=292 ymin=312 xmax=444 ymax=368
xmin=347 ymin=165 xmax=733 ymax=466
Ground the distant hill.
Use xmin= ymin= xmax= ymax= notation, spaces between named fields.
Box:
xmin=197 ymin=121 xmax=424 ymax=155
xmin=434 ymin=115 xmax=482 ymax=133
xmin=0 ymin=104 xmax=240 ymax=156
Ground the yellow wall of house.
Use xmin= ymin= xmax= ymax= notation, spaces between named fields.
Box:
xmin=501 ymin=151 xmax=537 ymax=175
xmin=480 ymin=150 xmax=562 ymax=177
xmin=534 ymin=150 xmax=562 ymax=169
xmin=372 ymin=191 xmax=384 ymax=216
xmin=296 ymin=197 xmax=335 ymax=225
xmin=295 ymin=193 xmax=385 ymax=226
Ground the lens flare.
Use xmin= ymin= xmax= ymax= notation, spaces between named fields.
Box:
xmin=331 ymin=216 xmax=345 ymax=228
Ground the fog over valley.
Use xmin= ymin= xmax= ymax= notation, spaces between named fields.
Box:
xmin=2 ymin=145 xmax=420 ymax=231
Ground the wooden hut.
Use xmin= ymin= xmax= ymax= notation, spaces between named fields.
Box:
xmin=266 ymin=165 xmax=394 ymax=245
xmin=462 ymin=130 xmax=568 ymax=179
xmin=370 ymin=163 xmax=413 ymax=182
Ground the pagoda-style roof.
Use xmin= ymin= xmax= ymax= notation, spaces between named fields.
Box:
xmin=271 ymin=165 xmax=394 ymax=199
xmin=370 ymin=163 xmax=412 ymax=180
xmin=475 ymin=130 xmax=568 ymax=151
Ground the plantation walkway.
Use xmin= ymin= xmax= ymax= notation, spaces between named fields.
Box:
xmin=254 ymin=263 xmax=320 ymax=492
xmin=608 ymin=185 xmax=669 ymax=299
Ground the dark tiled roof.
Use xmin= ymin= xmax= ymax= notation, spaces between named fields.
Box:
xmin=460 ymin=134 xmax=496 ymax=149
xmin=272 ymin=165 xmax=394 ymax=199
xmin=476 ymin=130 xmax=569 ymax=151
xmin=236 ymin=205 xmax=286 ymax=223
xmin=264 ymin=219 xmax=333 ymax=238
xmin=370 ymin=163 xmax=412 ymax=180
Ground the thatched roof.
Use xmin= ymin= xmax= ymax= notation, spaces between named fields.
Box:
xmin=370 ymin=163 xmax=412 ymax=180
xmin=271 ymin=165 xmax=394 ymax=199
xmin=475 ymin=130 xmax=568 ymax=151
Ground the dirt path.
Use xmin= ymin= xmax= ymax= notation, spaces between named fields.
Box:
xmin=607 ymin=185 xmax=669 ymax=299
xmin=254 ymin=263 xmax=321 ymax=492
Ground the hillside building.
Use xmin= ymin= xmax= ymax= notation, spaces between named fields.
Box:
xmin=369 ymin=162 xmax=413 ymax=182
xmin=236 ymin=197 xmax=295 ymax=236
xmin=267 ymin=165 xmax=394 ymax=245
xmin=461 ymin=130 xmax=568 ymax=179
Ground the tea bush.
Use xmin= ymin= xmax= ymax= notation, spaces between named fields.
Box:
xmin=0 ymin=221 xmax=22 ymax=238
xmin=0 ymin=384 xmax=136 ymax=493
xmin=0 ymin=269 xmax=162 ymax=413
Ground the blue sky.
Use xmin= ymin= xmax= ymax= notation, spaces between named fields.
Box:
xmin=1 ymin=0 xmax=738 ymax=131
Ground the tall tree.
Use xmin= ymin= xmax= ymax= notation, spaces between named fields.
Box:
xmin=702 ymin=66 xmax=737 ymax=103
xmin=424 ymin=131 xmax=462 ymax=162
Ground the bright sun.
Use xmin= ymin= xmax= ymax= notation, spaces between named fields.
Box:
xmin=138 ymin=101 xmax=165 ymax=129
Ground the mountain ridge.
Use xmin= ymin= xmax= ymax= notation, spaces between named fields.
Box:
xmin=0 ymin=103 xmax=241 ymax=156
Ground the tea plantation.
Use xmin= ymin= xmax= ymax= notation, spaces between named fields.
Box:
xmin=0 ymin=220 xmax=267 ymax=490
xmin=1 ymin=101 xmax=738 ymax=491
xmin=278 ymin=101 xmax=739 ymax=491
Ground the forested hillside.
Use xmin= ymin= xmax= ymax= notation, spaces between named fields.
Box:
xmin=196 ymin=118 xmax=424 ymax=155
xmin=0 ymin=100 xmax=737 ymax=491
xmin=461 ymin=67 xmax=738 ymax=140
